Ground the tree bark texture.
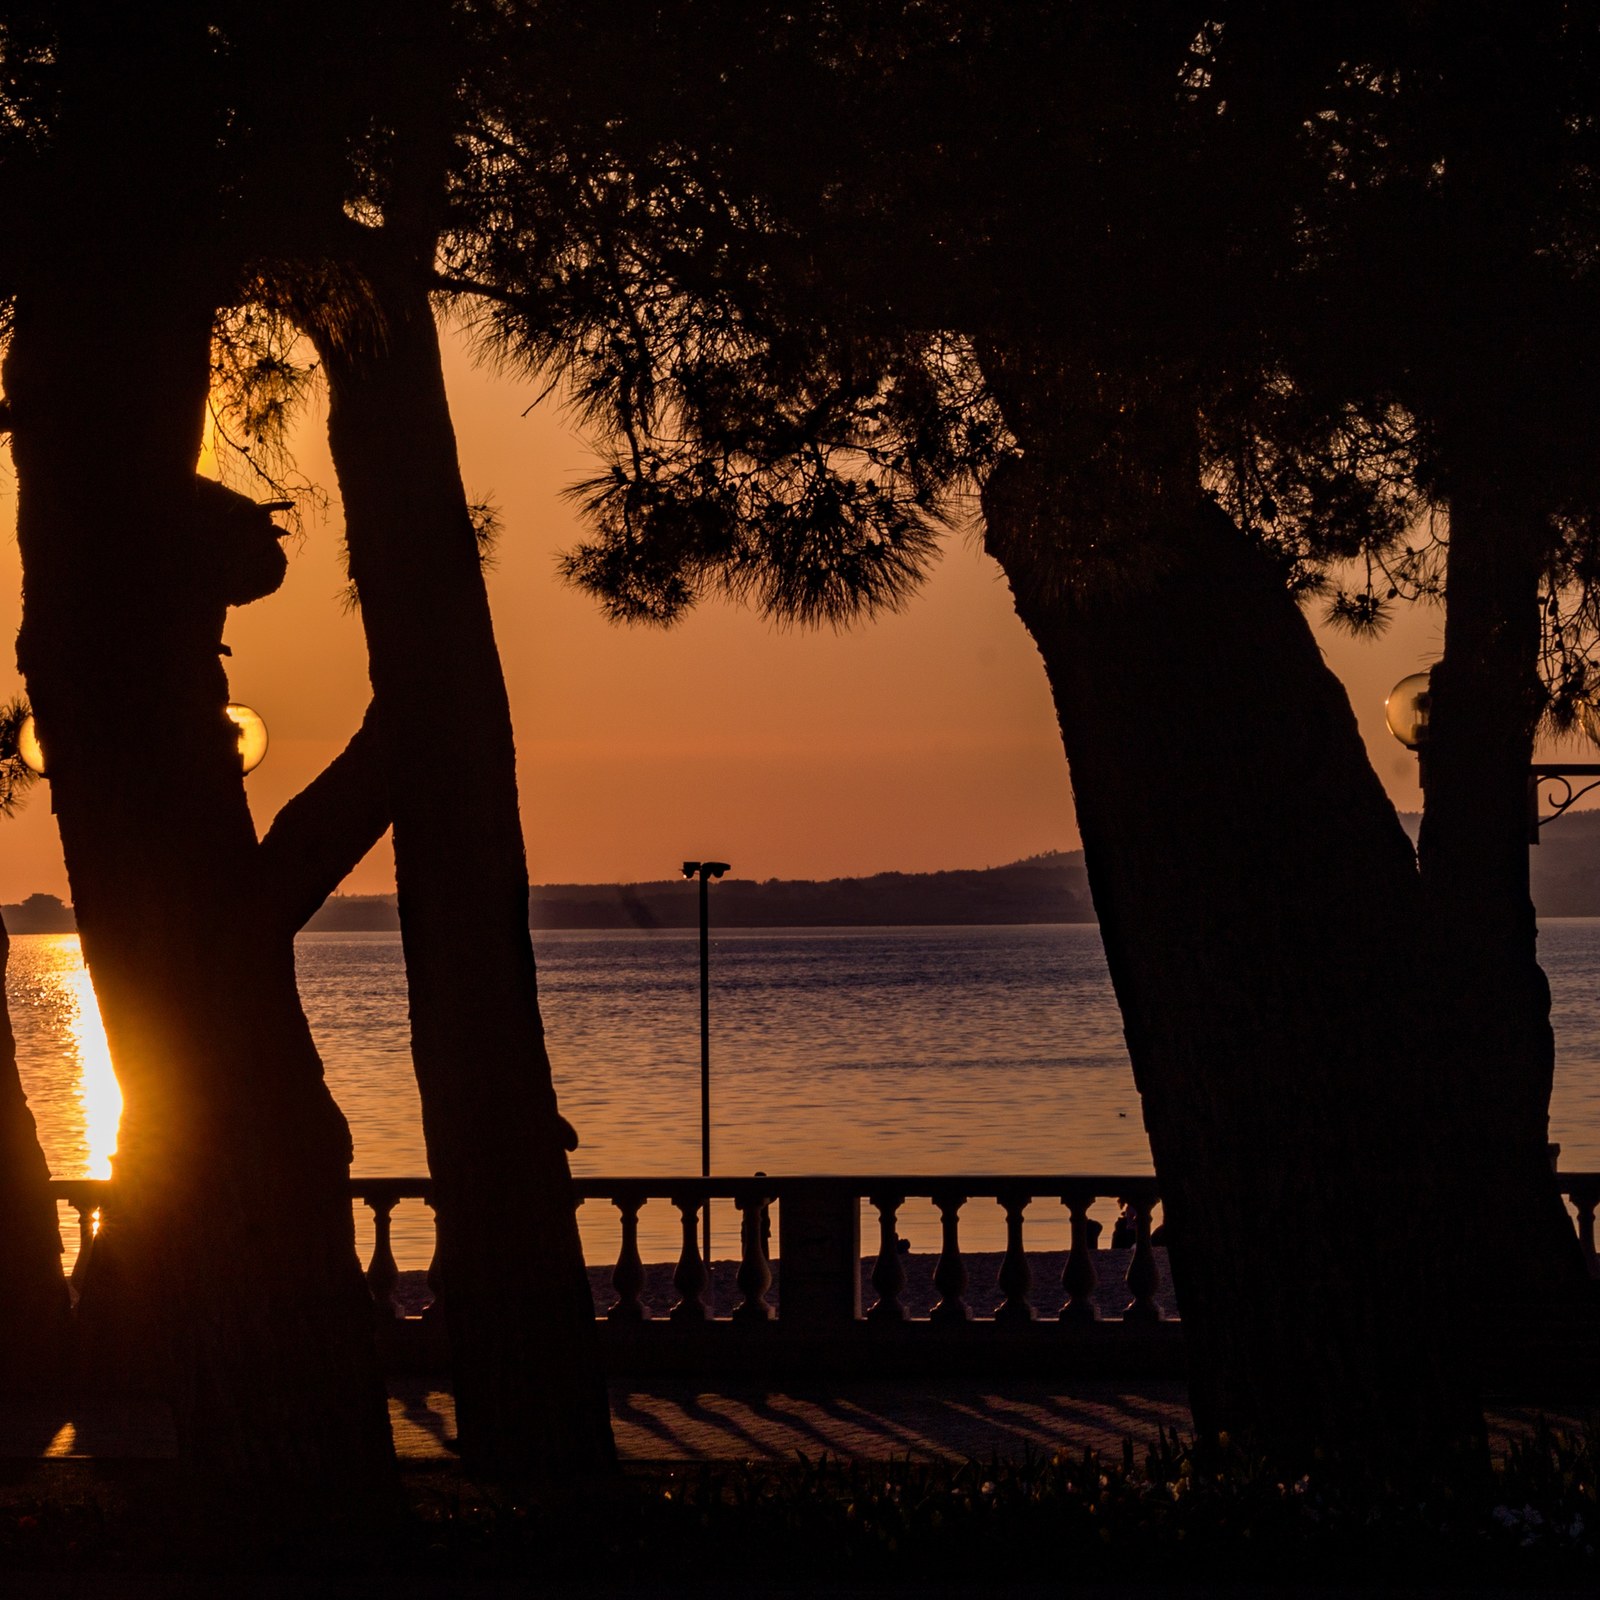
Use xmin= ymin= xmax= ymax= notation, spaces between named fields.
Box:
xmin=314 ymin=274 xmax=616 ymax=1480
xmin=0 ymin=912 xmax=72 ymax=1394
xmin=1417 ymin=484 xmax=1599 ymax=1366
xmin=3 ymin=273 xmax=396 ymax=1525
xmin=982 ymin=431 xmax=1478 ymax=1465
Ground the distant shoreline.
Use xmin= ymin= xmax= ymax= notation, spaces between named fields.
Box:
xmin=311 ymin=852 xmax=1099 ymax=931
xmin=15 ymin=809 xmax=1600 ymax=930
xmin=0 ymin=855 xmax=1092 ymax=935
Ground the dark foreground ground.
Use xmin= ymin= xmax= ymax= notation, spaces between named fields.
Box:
xmin=5 ymin=1375 xmax=1585 ymax=1467
xmin=3 ymin=1251 xmax=1594 ymax=1597
xmin=2 ymin=1376 xmax=1596 ymax=1598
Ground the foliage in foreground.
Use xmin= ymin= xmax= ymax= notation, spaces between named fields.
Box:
xmin=424 ymin=1423 xmax=1597 ymax=1588
xmin=0 ymin=1419 xmax=1595 ymax=1586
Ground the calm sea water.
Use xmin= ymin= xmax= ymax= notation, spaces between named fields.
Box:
xmin=12 ymin=923 xmax=1600 ymax=1268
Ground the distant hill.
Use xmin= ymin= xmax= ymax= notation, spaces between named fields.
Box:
xmin=20 ymin=816 xmax=1600 ymax=933
xmin=1393 ymin=807 xmax=1600 ymax=915
xmin=0 ymin=893 xmax=75 ymax=933
xmin=304 ymin=852 xmax=1097 ymax=931
xmin=258 ymin=816 xmax=1600 ymax=927
xmin=304 ymin=893 xmax=402 ymax=931
xmin=530 ymin=853 xmax=1096 ymax=929
xmin=1526 ymin=809 xmax=1600 ymax=916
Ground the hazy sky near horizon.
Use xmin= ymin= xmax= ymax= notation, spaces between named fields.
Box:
xmin=0 ymin=321 xmax=1492 ymax=905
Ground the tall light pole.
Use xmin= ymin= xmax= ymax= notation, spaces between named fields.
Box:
xmin=682 ymin=859 xmax=729 ymax=1266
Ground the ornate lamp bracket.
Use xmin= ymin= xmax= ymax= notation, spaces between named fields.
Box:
xmin=1528 ymin=764 xmax=1600 ymax=843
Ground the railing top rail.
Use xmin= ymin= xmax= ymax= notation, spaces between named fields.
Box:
xmin=46 ymin=1172 xmax=1166 ymax=1197
xmin=46 ymin=1170 xmax=1600 ymax=1197
xmin=574 ymin=1174 xmax=1163 ymax=1192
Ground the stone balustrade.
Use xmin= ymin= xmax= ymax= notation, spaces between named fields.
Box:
xmin=47 ymin=1170 xmax=1600 ymax=1378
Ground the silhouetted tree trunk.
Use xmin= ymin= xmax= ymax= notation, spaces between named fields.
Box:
xmin=0 ymin=911 xmax=72 ymax=1393
xmin=310 ymin=269 xmax=615 ymax=1481
xmin=1385 ymin=47 xmax=1600 ymax=1370
xmin=979 ymin=368 xmax=1478 ymax=1464
xmin=4 ymin=261 xmax=397 ymax=1526
xmin=1417 ymin=477 xmax=1599 ymax=1368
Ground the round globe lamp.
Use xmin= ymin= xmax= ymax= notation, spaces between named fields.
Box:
xmin=16 ymin=714 xmax=46 ymax=776
xmin=226 ymin=703 xmax=269 ymax=774
xmin=14 ymin=705 xmax=267 ymax=776
xmin=1385 ymin=672 xmax=1433 ymax=750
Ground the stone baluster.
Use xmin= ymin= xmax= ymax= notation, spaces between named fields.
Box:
xmin=1569 ymin=1182 xmax=1598 ymax=1278
xmin=363 ymin=1191 xmax=400 ymax=1318
xmin=993 ymin=1187 xmax=1034 ymax=1323
xmin=929 ymin=1187 xmax=969 ymax=1323
xmin=732 ymin=1186 xmax=775 ymax=1322
xmin=68 ymin=1199 xmax=97 ymax=1294
xmin=670 ymin=1190 xmax=710 ymax=1321
xmin=608 ymin=1189 xmax=649 ymax=1321
xmin=1124 ymin=1188 xmax=1161 ymax=1324
xmin=422 ymin=1195 xmax=445 ymax=1320
xmin=1059 ymin=1188 xmax=1099 ymax=1322
xmin=867 ymin=1191 xmax=907 ymax=1322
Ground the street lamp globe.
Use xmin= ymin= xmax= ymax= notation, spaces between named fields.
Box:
xmin=16 ymin=714 xmax=45 ymax=776
xmin=1385 ymin=672 xmax=1433 ymax=751
xmin=226 ymin=703 xmax=269 ymax=774
xmin=14 ymin=703 xmax=268 ymax=776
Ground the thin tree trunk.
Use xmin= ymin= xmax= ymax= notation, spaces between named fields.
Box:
xmin=981 ymin=426 xmax=1477 ymax=1465
xmin=1395 ymin=38 xmax=1599 ymax=1374
xmin=312 ymin=273 xmax=615 ymax=1480
xmin=4 ymin=271 xmax=397 ymax=1528
xmin=0 ymin=911 xmax=72 ymax=1394
xmin=1417 ymin=482 xmax=1599 ymax=1371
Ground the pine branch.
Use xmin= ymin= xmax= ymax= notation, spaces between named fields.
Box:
xmin=258 ymin=701 xmax=389 ymax=933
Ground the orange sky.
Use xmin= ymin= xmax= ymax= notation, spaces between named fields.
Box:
xmin=0 ymin=321 xmax=1508 ymax=905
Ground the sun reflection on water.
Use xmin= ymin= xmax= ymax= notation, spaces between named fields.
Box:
xmin=62 ymin=960 xmax=121 ymax=1178
xmin=9 ymin=934 xmax=123 ymax=1180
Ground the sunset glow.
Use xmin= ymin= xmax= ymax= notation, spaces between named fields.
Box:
xmin=197 ymin=407 xmax=220 ymax=480
xmin=0 ymin=331 xmax=1463 ymax=904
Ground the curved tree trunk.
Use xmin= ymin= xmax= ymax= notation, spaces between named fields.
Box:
xmin=0 ymin=912 xmax=72 ymax=1394
xmin=311 ymin=271 xmax=615 ymax=1481
xmin=1418 ymin=482 xmax=1599 ymax=1372
xmin=4 ymin=270 xmax=397 ymax=1528
xmin=980 ymin=414 xmax=1477 ymax=1464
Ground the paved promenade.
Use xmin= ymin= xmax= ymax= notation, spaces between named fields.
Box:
xmin=1 ymin=1380 xmax=1192 ymax=1464
xmin=5 ymin=1379 xmax=1588 ymax=1465
xmin=398 ymin=1377 xmax=1193 ymax=1462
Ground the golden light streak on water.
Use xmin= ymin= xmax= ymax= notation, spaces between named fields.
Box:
xmin=65 ymin=964 xmax=120 ymax=1179
xmin=39 ymin=940 xmax=124 ymax=1180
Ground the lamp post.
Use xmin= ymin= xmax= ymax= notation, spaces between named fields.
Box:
xmin=682 ymin=859 xmax=729 ymax=1266
xmin=1386 ymin=669 xmax=1600 ymax=842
